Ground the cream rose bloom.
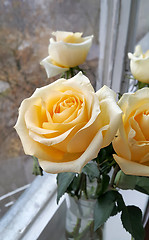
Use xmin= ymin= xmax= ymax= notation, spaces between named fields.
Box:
xmin=113 ymin=87 xmax=149 ymax=176
xmin=128 ymin=45 xmax=149 ymax=83
xmin=15 ymin=72 xmax=122 ymax=174
xmin=40 ymin=31 xmax=93 ymax=78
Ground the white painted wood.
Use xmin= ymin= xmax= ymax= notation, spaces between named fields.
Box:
xmin=0 ymin=173 xmax=64 ymax=240
xmin=97 ymin=0 xmax=115 ymax=90
xmin=97 ymin=0 xmax=140 ymax=95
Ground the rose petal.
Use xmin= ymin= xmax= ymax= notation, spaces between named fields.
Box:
xmin=25 ymin=104 xmax=58 ymax=135
xmin=112 ymin=122 xmax=131 ymax=161
xmin=129 ymin=138 xmax=149 ymax=163
xmin=118 ymin=88 xmax=149 ymax=123
xmin=113 ymin=154 xmax=149 ymax=176
xmin=40 ymin=56 xmax=69 ymax=78
xmin=52 ymin=31 xmax=83 ymax=43
xmin=39 ymin=126 xmax=105 ymax=173
xmin=135 ymin=112 xmax=149 ymax=140
xmin=14 ymin=98 xmax=64 ymax=161
xmin=61 ymin=72 xmax=95 ymax=93
xmin=96 ymin=85 xmax=122 ymax=147
xmin=48 ymin=36 xmax=93 ymax=67
xmin=28 ymin=122 xmax=84 ymax=151
xmin=128 ymin=45 xmax=149 ymax=83
xmin=67 ymin=93 xmax=101 ymax=152
xmin=128 ymin=116 xmax=146 ymax=141
xmin=67 ymin=114 xmax=102 ymax=153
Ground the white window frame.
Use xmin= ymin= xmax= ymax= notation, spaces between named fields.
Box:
xmin=97 ymin=0 xmax=140 ymax=94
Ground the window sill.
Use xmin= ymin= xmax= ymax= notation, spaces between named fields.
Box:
xmin=0 ymin=173 xmax=65 ymax=240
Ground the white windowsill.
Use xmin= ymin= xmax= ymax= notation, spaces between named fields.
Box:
xmin=0 ymin=173 xmax=65 ymax=240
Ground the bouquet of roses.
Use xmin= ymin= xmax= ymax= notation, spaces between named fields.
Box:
xmin=14 ymin=31 xmax=149 ymax=240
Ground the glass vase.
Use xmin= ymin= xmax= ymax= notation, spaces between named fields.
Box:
xmin=65 ymin=195 xmax=104 ymax=240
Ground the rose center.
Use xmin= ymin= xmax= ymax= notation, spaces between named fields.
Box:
xmin=55 ymin=96 xmax=79 ymax=113
xmin=50 ymin=95 xmax=83 ymax=123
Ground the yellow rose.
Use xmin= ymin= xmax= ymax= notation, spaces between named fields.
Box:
xmin=40 ymin=31 xmax=93 ymax=78
xmin=14 ymin=72 xmax=122 ymax=174
xmin=128 ymin=45 xmax=149 ymax=83
xmin=113 ymin=87 xmax=149 ymax=176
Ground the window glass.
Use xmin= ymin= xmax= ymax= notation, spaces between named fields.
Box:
xmin=136 ymin=0 xmax=149 ymax=43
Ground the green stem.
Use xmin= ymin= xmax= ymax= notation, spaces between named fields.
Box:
xmin=61 ymin=66 xmax=86 ymax=80
xmin=32 ymin=156 xmax=43 ymax=176
xmin=66 ymin=69 xmax=70 ymax=79
xmin=78 ymin=173 xmax=88 ymax=199
xmin=65 ymin=218 xmax=81 ymax=239
xmin=99 ymin=158 xmax=114 ymax=167
xmin=60 ymin=72 xmax=65 ymax=78
xmin=73 ymin=218 xmax=81 ymax=237
xmin=138 ymin=81 xmax=149 ymax=89
xmin=66 ymin=219 xmax=103 ymax=240
xmin=70 ymin=68 xmax=75 ymax=77
xmin=75 ymin=220 xmax=93 ymax=240
xmin=99 ymin=159 xmax=116 ymax=175
xmin=110 ymin=164 xmax=120 ymax=188
xmin=82 ymin=174 xmax=88 ymax=199
xmin=125 ymin=74 xmax=135 ymax=80
xmin=75 ymin=66 xmax=86 ymax=75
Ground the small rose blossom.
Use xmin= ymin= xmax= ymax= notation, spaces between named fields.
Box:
xmin=113 ymin=87 xmax=149 ymax=176
xmin=128 ymin=45 xmax=149 ymax=83
xmin=40 ymin=31 xmax=93 ymax=78
xmin=15 ymin=72 xmax=122 ymax=174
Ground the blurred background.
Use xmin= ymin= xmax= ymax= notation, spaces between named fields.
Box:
xmin=0 ymin=0 xmax=149 ymax=219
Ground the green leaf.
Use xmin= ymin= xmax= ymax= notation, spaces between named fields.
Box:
xmin=110 ymin=204 xmax=119 ymax=217
xmin=96 ymin=174 xmax=110 ymax=197
xmin=97 ymin=148 xmax=107 ymax=163
xmin=32 ymin=156 xmax=43 ymax=176
xmin=97 ymin=143 xmax=115 ymax=164
xmin=94 ymin=191 xmax=116 ymax=231
xmin=82 ymin=162 xmax=100 ymax=181
xmin=100 ymin=175 xmax=110 ymax=193
xmin=96 ymin=144 xmax=116 ymax=175
xmin=116 ymin=191 xmax=126 ymax=212
xmin=79 ymin=173 xmax=88 ymax=199
xmin=138 ymin=81 xmax=149 ymax=89
xmin=135 ymin=176 xmax=149 ymax=195
xmin=114 ymin=170 xmax=137 ymax=190
xmin=115 ymin=171 xmax=149 ymax=195
xmin=135 ymin=185 xmax=149 ymax=195
xmin=67 ymin=174 xmax=81 ymax=194
xmin=57 ymin=172 xmax=76 ymax=204
xmin=121 ymin=206 xmax=145 ymax=240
